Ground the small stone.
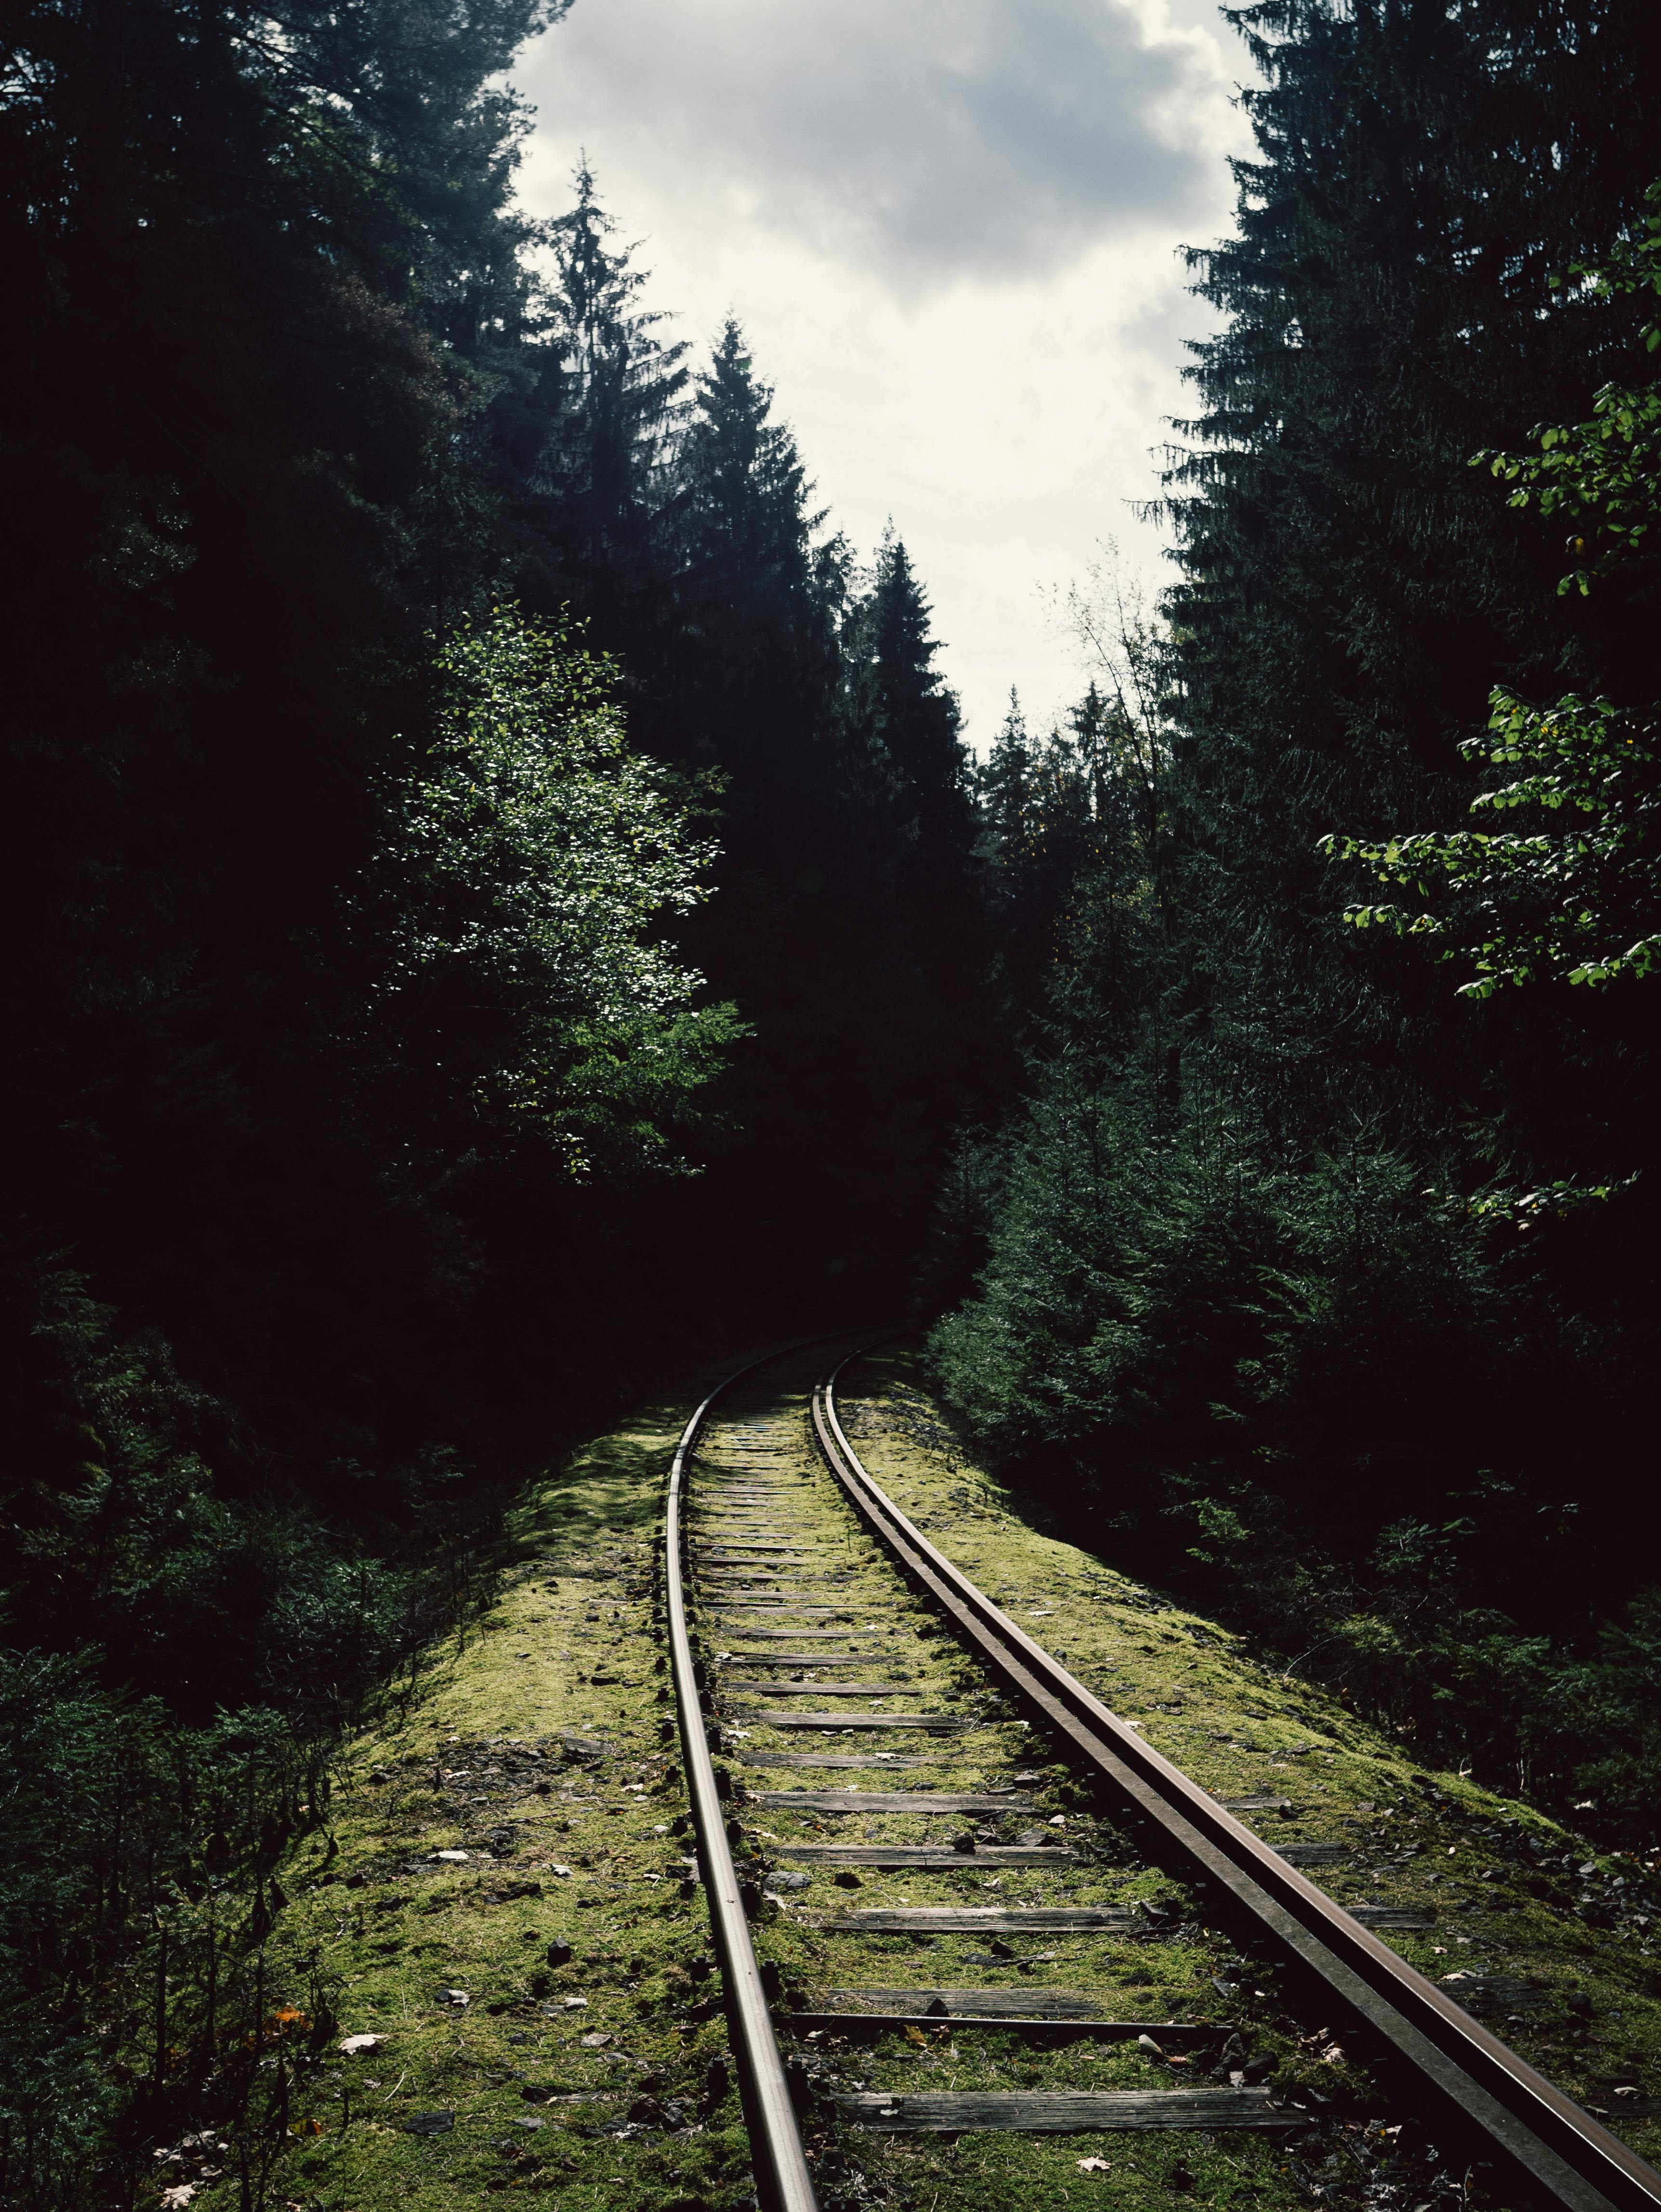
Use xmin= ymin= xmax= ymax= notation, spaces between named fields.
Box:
xmin=401 ymin=2111 xmax=454 ymax=2137
xmin=580 ymin=2031 xmax=613 ymax=2048
xmin=435 ymin=1850 xmax=469 ymax=1863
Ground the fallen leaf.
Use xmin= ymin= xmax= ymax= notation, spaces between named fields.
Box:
xmin=1077 ymin=2157 xmax=1112 ymax=2173
xmin=339 ymin=2034 xmax=383 ymax=2055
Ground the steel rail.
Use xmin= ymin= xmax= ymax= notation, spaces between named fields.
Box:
xmin=665 ymin=1341 xmax=857 ymax=2212
xmin=811 ymin=1351 xmax=1661 ymax=2212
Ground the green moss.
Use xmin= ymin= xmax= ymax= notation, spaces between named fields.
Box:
xmin=175 ymin=1350 xmax=1661 ymax=2212
xmin=178 ymin=1393 xmax=752 ymax=2212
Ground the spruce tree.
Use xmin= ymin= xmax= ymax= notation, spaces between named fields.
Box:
xmin=498 ymin=163 xmax=689 ymax=629
xmin=669 ymin=319 xmax=845 ymax=835
xmin=844 ymin=527 xmax=981 ymax=995
xmin=979 ymin=690 xmax=1035 ymax=862
xmin=940 ymin=0 xmax=1661 ymax=1826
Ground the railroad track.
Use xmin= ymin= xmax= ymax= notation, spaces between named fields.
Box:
xmin=664 ymin=1339 xmax=1661 ymax=2212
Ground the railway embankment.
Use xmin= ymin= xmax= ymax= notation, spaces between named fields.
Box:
xmin=188 ymin=1351 xmax=1661 ymax=2212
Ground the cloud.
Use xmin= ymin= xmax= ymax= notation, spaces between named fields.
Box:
xmin=523 ymin=0 xmax=1226 ymax=291
xmin=514 ymin=0 xmax=1252 ymax=743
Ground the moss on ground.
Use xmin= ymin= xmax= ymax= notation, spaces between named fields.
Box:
xmin=166 ymin=1388 xmax=758 ymax=2212
xmin=165 ymin=1345 xmax=1661 ymax=2212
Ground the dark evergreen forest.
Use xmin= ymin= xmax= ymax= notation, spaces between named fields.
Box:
xmin=2 ymin=0 xmax=1659 ymax=2197
xmin=941 ymin=0 xmax=1661 ymax=1847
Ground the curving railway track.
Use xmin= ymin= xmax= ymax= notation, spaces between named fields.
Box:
xmin=664 ymin=1338 xmax=1661 ymax=2212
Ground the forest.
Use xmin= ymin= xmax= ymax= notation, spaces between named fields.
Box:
xmin=2 ymin=0 xmax=1659 ymax=2198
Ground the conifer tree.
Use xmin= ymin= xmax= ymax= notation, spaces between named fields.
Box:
xmin=939 ymin=0 xmax=1661 ymax=1836
xmin=1163 ymin=0 xmax=1658 ymax=908
xmin=979 ymin=690 xmax=1035 ymax=859
xmin=624 ymin=314 xmax=873 ymax=911
xmin=976 ymin=693 xmax=1086 ymax=1023
xmin=500 ymin=163 xmax=689 ymax=626
xmin=679 ymin=321 xmax=825 ymax=594
xmin=843 ymin=528 xmax=981 ymax=994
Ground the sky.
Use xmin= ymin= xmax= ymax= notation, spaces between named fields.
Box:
xmin=514 ymin=0 xmax=1259 ymax=749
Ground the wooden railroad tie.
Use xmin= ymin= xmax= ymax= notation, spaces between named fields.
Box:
xmin=834 ymin=2088 xmax=1295 ymax=2133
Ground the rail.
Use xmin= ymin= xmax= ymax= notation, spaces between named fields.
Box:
xmin=664 ymin=1347 xmax=827 ymax=2212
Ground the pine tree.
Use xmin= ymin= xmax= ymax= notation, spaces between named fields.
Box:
xmin=981 ymin=688 xmax=1033 ymax=825
xmin=552 ymin=162 xmax=689 ymax=529
xmin=977 ymin=693 xmax=1082 ymax=1022
xmin=501 ymin=162 xmax=689 ymax=625
xmin=610 ymin=313 xmax=879 ymax=925
xmin=679 ymin=320 xmax=824 ymax=594
xmin=844 ymin=528 xmax=981 ymax=992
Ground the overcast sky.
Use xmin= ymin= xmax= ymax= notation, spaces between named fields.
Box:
xmin=515 ymin=0 xmax=1257 ymax=748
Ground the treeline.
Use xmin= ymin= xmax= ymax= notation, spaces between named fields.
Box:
xmin=0 ymin=0 xmax=979 ymax=2195
xmin=934 ymin=0 xmax=1661 ymax=1840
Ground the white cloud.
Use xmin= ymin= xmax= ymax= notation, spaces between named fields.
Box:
xmin=525 ymin=0 xmax=1223 ymax=288
xmin=515 ymin=0 xmax=1255 ymax=742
